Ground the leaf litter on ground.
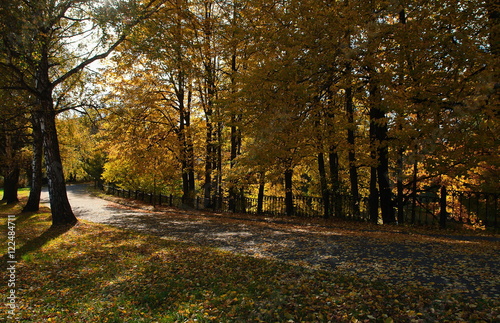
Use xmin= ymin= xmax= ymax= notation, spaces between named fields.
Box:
xmin=1 ymin=194 xmax=499 ymax=322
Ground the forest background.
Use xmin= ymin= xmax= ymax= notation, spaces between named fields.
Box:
xmin=1 ymin=0 xmax=499 ymax=226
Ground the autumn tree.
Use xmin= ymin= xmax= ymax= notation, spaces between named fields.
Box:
xmin=36 ymin=0 xmax=498 ymax=224
xmin=0 ymin=89 xmax=30 ymax=204
xmin=0 ymin=0 xmax=166 ymax=225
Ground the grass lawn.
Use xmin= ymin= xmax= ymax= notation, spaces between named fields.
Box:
xmin=1 ymin=192 xmax=499 ymax=322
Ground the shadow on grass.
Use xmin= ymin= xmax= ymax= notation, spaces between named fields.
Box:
xmin=14 ymin=206 xmax=52 ymax=225
xmin=0 ymin=200 xmax=22 ymax=214
xmin=1 ymin=223 xmax=75 ymax=261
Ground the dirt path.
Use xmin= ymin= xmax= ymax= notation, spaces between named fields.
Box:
xmin=41 ymin=184 xmax=500 ymax=299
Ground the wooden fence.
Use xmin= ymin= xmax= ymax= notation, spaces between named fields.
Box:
xmin=102 ymin=185 xmax=499 ymax=229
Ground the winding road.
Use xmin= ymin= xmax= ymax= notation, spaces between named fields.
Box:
xmin=41 ymin=184 xmax=500 ymax=299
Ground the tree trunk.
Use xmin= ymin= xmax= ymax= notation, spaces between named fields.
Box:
xmin=345 ymin=86 xmax=360 ymax=217
xmin=411 ymin=160 xmax=418 ymax=224
xmin=215 ymin=120 xmax=223 ymax=209
xmin=377 ymin=146 xmax=395 ymax=224
xmin=329 ymin=146 xmax=342 ymax=218
xmin=284 ymin=168 xmax=294 ymax=216
xmin=487 ymin=0 xmax=500 ymax=118
xmin=229 ymin=116 xmax=242 ymax=211
xmin=439 ymin=186 xmax=447 ymax=229
xmin=396 ymin=147 xmax=404 ymax=224
xmin=2 ymin=167 xmax=20 ymax=204
xmin=369 ymin=165 xmax=379 ymax=223
xmin=201 ymin=1 xmax=217 ymax=209
xmin=39 ymin=105 xmax=77 ymax=226
xmin=488 ymin=0 xmax=500 ymax=57
xmin=1 ymin=129 xmax=20 ymax=204
xmin=203 ymin=121 xmax=214 ymax=208
xmin=368 ymin=81 xmax=380 ymax=224
xmin=228 ymin=7 xmax=243 ymax=212
xmin=317 ymin=152 xmax=330 ymax=218
xmin=369 ymin=79 xmax=395 ymax=224
xmin=257 ymin=172 xmax=265 ymax=214
xmin=23 ymin=112 xmax=44 ymax=212
xmin=395 ymin=6 xmax=407 ymax=225
xmin=36 ymin=47 xmax=77 ymax=226
xmin=179 ymin=82 xmax=196 ymax=207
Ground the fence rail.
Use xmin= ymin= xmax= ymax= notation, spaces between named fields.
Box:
xmin=102 ymin=185 xmax=499 ymax=229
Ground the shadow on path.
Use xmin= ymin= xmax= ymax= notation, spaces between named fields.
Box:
xmin=60 ymin=184 xmax=500 ymax=299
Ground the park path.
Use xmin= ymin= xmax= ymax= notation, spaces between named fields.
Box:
xmin=41 ymin=184 xmax=500 ymax=299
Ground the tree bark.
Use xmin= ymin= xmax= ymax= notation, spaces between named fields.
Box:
xmin=369 ymin=79 xmax=396 ymax=224
xmin=228 ymin=115 xmax=242 ymax=211
xmin=2 ymin=167 xmax=20 ymax=204
xmin=23 ymin=112 xmax=44 ymax=212
xmin=284 ymin=168 xmax=294 ymax=216
xmin=329 ymin=146 xmax=342 ymax=218
xmin=201 ymin=1 xmax=218 ymax=209
xmin=345 ymin=86 xmax=360 ymax=217
xmin=317 ymin=152 xmax=330 ymax=218
xmin=411 ymin=160 xmax=418 ymax=224
xmin=39 ymin=105 xmax=77 ymax=226
xmin=257 ymin=172 xmax=265 ymax=214
xmin=203 ymin=121 xmax=215 ymax=208
xmin=1 ymin=129 xmax=20 ymax=204
xmin=488 ymin=0 xmax=500 ymax=57
xmin=369 ymin=165 xmax=379 ymax=223
xmin=377 ymin=144 xmax=396 ymax=224
xmin=37 ymin=46 xmax=77 ymax=226
xmin=179 ymin=79 xmax=196 ymax=207
xmin=396 ymin=147 xmax=404 ymax=224
xmin=395 ymin=6 xmax=407 ymax=224
xmin=215 ymin=120 xmax=223 ymax=209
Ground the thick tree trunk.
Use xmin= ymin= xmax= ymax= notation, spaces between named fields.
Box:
xmin=40 ymin=106 xmax=77 ymax=226
xmin=23 ymin=113 xmax=44 ymax=212
xmin=36 ymin=47 xmax=77 ymax=225
xmin=2 ymin=167 xmax=20 ymax=204
xmin=284 ymin=168 xmax=294 ymax=216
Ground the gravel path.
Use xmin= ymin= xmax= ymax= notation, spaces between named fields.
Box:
xmin=41 ymin=184 xmax=500 ymax=299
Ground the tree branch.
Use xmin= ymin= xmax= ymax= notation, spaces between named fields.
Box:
xmin=53 ymin=0 xmax=169 ymax=88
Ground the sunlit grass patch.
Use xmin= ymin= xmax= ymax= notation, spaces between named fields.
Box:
xmin=0 ymin=197 xmax=498 ymax=322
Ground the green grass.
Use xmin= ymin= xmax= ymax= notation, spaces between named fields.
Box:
xmin=0 ymin=188 xmax=31 ymax=195
xmin=1 ymin=194 xmax=499 ymax=322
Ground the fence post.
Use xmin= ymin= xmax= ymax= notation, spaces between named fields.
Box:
xmin=440 ymin=186 xmax=447 ymax=229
